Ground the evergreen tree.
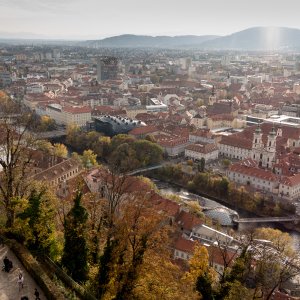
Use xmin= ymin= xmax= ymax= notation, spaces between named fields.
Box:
xmin=97 ymin=238 xmax=117 ymax=298
xmin=196 ymin=272 xmax=214 ymax=300
xmin=18 ymin=184 xmax=56 ymax=257
xmin=61 ymin=190 xmax=88 ymax=282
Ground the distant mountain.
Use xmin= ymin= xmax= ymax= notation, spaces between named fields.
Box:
xmin=201 ymin=27 xmax=300 ymax=50
xmin=83 ymin=34 xmax=219 ymax=48
xmin=83 ymin=27 xmax=300 ymax=50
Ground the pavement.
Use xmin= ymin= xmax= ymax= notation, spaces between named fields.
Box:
xmin=0 ymin=244 xmax=46 ymax=300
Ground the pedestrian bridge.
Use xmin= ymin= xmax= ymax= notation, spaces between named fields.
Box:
xmin=233 ymin=216 xmax=300 ymax=223
xmin=126 ymin=164 xmax=165 ymax=175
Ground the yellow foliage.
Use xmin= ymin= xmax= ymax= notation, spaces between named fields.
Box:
xmin=184 ymin=243 xmax=210 ymax=284
xmin=254 ymin=227 xmax=294 ymax=255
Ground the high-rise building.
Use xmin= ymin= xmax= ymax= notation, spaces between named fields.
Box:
xmin=96 ymin=56 xmax=118 ymax=82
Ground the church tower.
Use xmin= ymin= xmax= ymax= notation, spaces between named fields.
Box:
xmin=252 ymin=123 xmax=264 ymax=164
xmin=208 ymin=85 xmax=217 ymax=105
xmin=264 ymin=125 xmax=277 ymax=168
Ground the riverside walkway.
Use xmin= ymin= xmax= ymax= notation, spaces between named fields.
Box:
xmin=0 ymin=244 xmax=46 ymax=300
xmin=233 ymin=216 xmax=300 ymax=223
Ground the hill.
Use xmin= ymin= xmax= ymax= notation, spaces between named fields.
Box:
xmin=201 ymin=27 xmax=300 ymax=50
xmin=83 ymin=34 xmax=219 ymax=48
xmin=84 ymin=27 xmax=300 ymax=50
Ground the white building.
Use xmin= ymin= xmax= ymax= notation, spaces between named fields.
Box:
xmin=185 ymin=142 xmax=218 ymax=162
xmin=226 ymin=158 xmax=278 ymax=193
xmin=40 ymin=104 xmax=92 ymax=127
xmin=279 ymin=174 xmax=300 ymax=200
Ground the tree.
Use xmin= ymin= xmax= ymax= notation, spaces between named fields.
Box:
xmin=132 ymin=139 xmax=163 ymax=167
xmin=52 ymin=143 xmax=68 ymax=158
xmin=0 ymin=96 xmax=37 ymax=228
xmin=18 ymin=182 xmax=57 ymax=257
xmin=222 ymin=159 xmax=231 ymax=169
xmin=184 ymin=243 xmax=217 ymax=299
xmin=109 ymin=143 xmax=139 ymax=173
xmin=110 ymin=134 xmax=135 ymax=150
xmin=81 ymin=149 xmax=98 ymax=168
xmin=61 ymin=190 xmax=88 ymax=282
xmin=196 ymin=272 xmax=215 ymax=300
xmin=198 ymin=157 xmax=205 ymax=172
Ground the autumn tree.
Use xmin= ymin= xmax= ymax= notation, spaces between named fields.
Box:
xmin=61 ymin=190 xmax=88 ymax=282
xmin=0 ymin=94 xmax=37 ymax=228
xmin=52 ymin=143 xmax=68 ymax=158
xmin=17 ymin=182 xmax=57 ymax=257
xmin=131 ymin=139 xmax=163 ymax=167
xmin=82 ymin=149 xmax=98 ymax=168
xmin=250 ymin=228 xmax=300 ymax=299
xmin=184 ymin=243 xmax=216 ymax=299
xmin=109 ymin=143 xmax=139 ymax=173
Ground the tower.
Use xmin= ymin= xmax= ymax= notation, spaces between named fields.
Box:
xmin=252 ymin=123 xmax=264 ymax=164
xmin=264 ymin=124 xmax=277 ymax=168
xmin=96 ymin=57 xmax=102 ymax=82
xmin=208 ymin=85 xmax=217 ymax=105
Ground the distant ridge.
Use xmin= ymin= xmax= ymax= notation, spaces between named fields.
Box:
xmin=83 ymin=27 xmax=300 ymax=50
xmin=2 ymin=27 xmax=300 ymax=50
xmin=83 ymin=34 xmax=219 ymax=48
xmin=201 ymin=27 xmax=300 ymax=50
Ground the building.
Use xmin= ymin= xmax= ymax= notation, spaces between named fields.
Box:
xmin=279 ymin=174 xmax=300 ymax=200
xmin=185 ymin=142 xmax=219 ymax=162
xmin=38 ymin=104 xmax=92 ymax=127
xmin=227 ymin=158 xmax=278 ymax=193
xmin=219 ymin=123 xmax=300 ymax=169
xmin=155 ymin=135 xmax=189 ymax=157
xmin=0 ymin=71 xmax=12 ymax=87
xmin=189 ymin=129 xmax=215 ymax=144
xmin=96 ymin=56 xmax=118 ymax=82
xmin=93 ymin=115 xmax=146 ymax=136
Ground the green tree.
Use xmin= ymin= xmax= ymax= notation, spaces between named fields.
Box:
xmin=222 ymin=159 xmax=231 ymax=169
xmin=61 ymin=190 xmax=88 ymax=282
xmin=198 ymin=157 xmax=205 ymax=172
xmin=132 ymin=139 xmax=163 ymax=167
xmin=109 ymin=143 xmax=139 ymax=173
xmin=196 ymin=272 xmax=215 ymax=300
xmin=18 ymin=183 xmax=57 ymax=257
xmin=110 ymin=134 xmax=135 ymax=151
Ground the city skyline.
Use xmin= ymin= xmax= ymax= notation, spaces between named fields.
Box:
xmin=1 ymin=0 xmax=300 ymax=40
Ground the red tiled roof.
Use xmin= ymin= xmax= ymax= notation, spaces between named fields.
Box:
xmin=63 ymin=106 xmax=91 ymax=114
xmin=175 ymin=211 xmax=203 ymax=231
xmin=174 ymin=237 xmax=195 ymax=253
xmin=229 ymin=159 xmax=278 ymax=182
xmin=129 ymin=125 xmax=158 ymax=136
xmin=280 ymin=173 xmax=300 ymax=187
xmin=220 ymin=135 xmax=252 ymax=150
xmin=190 ymin=129 xmax=213 ymax=139
xmin=185 ymin=143 xmax=218 ymax=154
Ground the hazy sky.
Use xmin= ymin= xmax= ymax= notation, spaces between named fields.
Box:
xmin=1 ymin=0 xmax=300 ymax=39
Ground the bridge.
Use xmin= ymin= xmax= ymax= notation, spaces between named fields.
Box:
xmin=233 ymin=216 xmax=300 ymax=224
xmin=127 ymin=164 xmax=165 ymax=175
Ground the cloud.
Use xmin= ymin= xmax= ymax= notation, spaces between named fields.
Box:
xmin=0 ymin=0 xmax=76 ymax=14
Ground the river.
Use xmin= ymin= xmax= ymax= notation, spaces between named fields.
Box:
xmin=154 ymin=180 xmax=300 ymax=250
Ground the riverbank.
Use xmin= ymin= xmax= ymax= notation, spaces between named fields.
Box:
xmin=147 ymin=170 xmax=300 ymax=234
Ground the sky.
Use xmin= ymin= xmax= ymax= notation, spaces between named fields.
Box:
xmin=1 ymin=0 xmax=300 ymax=40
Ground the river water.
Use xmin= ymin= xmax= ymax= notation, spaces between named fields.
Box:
xmin=154 ymin=180 xmax=300 ymax=250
